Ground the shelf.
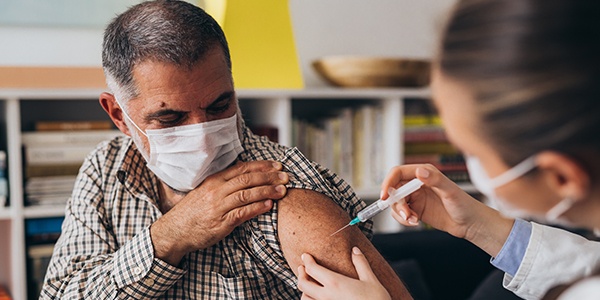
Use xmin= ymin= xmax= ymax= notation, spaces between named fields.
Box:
xmin=23 ymin=205 xmax=66 ymax=219
xmin=0 ymin=88 xmax=105 ymax=100
xmin=0 ymin=87 xmax=431 ymax=100
xmin=237 ymin=87 xmax=431 ymax=99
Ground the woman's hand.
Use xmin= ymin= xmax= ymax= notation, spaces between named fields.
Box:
xmin=382 ymin=164 xmax=514 ymax=256
xmin=298 ymin=247 xmax=391 ymax=300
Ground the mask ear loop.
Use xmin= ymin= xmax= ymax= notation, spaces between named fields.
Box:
xmin=545 ymin=197 xmax=575 ymax=221
xmin=114 ymin=98 xmax=148 ymax=138
xmin=489 ymin=156 xmax=538 ymax=189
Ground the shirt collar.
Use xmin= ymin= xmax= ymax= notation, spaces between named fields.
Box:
xmin=115 ymin=137 xmax=161 ymax=205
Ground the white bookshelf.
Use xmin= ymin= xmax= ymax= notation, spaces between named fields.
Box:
xmin=0 ymin=87 xmax=434 ymax=299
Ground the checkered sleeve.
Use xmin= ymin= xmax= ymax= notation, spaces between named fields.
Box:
xmin=40 ymin=146 xmax=186 ymax=299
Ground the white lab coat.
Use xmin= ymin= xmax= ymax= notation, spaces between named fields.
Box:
xmin=503 ymin=222 xmax=600 ymax=299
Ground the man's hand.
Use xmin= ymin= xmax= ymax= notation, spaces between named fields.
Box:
xmin=150 ymin=160 xmax=289 ymax=265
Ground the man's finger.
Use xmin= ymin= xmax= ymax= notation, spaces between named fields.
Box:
xmin=224 ymin=200 xmax=274 ymax=227
xmin=219 ymin=160 xmax=283 ymax=181
xmin=221 ymin=183 xmax=287 ymax=213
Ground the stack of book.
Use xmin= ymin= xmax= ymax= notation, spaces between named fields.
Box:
xmin=403 ymin=99 xmax=470 ymax=183
xmin=0 ymin=151 xmax=7 ymax=207
xmin=22 ymin=121 xmax=122 ymax=207
xmin=26 ymin=217 xmax=63 ymax=299
xmin=293 ymin=105 xmax=384 ymax=190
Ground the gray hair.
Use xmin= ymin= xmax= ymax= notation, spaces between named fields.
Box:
xmin=102 ymin=0 xmax=231 ymax=105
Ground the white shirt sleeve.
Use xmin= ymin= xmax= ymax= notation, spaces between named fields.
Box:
xmin=503 ymin=222 xmax=600 ymax=300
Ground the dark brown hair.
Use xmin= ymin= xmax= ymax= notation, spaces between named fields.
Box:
xmin=439 ymin=0 xmax=600 ymax=178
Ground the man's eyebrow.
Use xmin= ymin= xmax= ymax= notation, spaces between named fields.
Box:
xmin=144 ymin=91 xmax=235 ymax=120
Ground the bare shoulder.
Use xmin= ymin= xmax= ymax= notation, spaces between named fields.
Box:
xmin=277 ymin=188 xmax=412 ymax=299
xmin=277 ymin=188 xmax=365 ymax=276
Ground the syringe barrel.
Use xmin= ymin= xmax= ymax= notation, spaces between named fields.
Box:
xmin=356 ymin=200 xmax=386 ymax=222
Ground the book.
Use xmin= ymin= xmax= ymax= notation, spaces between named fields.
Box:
xmin=338 ymin=108 xmax=353 ymax=185
xmin=26 ymin=217 xmax=64 ymax=238
xmin=404 ymin=141 xmax=459 ymax=155
xmin=25 ymin=164 xmax=82 ymax=178
xmin=26 ymin=176 xmax=76 ymax=206
xmin=403 ymin=114 xmax=443 ymax=127
xmin=0 ymin=151 xmax=7 ymax=207
xmin=27 ymin=243 xmax=55 ymax=299
xmin=35 ymin=120 xmax=113 ymax=131
xmin=404 ymin=125 xmax=448 ymax=143
xmin=22 ymin=130 xmax=122 ymax=147
xmin=24 ymin=144 xmax=97 ymax=165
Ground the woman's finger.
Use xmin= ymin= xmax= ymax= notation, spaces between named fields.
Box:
xmin=351 ymin=247 xmax=377 ymax=282
xmin=391 ymin=202 xmax=420 ymax=226
xmin=414 ymin=165 xmax=463 ymax=199
xmin=381 ymin=165 xmax=418 ymax=199
xmin=297 ymin=265 xmax=323 ymax=298
xmin=301 ymin=253 xmax=341 ymax=287
xmin=301 ymin=293 xmax=316 ymax=300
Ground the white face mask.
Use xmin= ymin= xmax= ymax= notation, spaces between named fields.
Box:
xmin=117 ymin=99 xmax=243 ymax=192
xmin=465 ymin=155 xmax=575 ymax=222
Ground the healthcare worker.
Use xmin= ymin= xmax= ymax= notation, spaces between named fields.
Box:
xmin=297 ymin=0 xmax=600 ymax=299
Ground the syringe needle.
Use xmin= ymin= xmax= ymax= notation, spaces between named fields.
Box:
xmin=330 ymin=223 xmax=350 ymax=237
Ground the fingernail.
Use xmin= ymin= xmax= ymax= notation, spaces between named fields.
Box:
xmin=276 ymin=185 xmax=286 ymax=194
xmin=399 ymin=210 xmax=408 ymax=220
xmin=278 ymin=172 xmax=288 ymax=181
xmin=264 ymin=200 xmax=273 ymax=207
xmin=273 ymin=162 xmax=282 ymax=169
xmin=352 ymin=247 xmax=362 ymax=255
xmin=417 ymin=167 xmax=430 ymax=179
xmin=408 ymin=216 xmax=419 ymax=225
xmin=301 ymin=253 xmax=306 ymax=261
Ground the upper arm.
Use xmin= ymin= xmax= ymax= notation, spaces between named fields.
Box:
xmin=278 ymin=188 xmax=412 ymax=300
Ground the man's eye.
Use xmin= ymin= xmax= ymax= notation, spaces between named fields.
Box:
xmin=207 ymin=102 xmax=231 ymax=114
xmin=157 ymin=115 xmax=184 ymax=126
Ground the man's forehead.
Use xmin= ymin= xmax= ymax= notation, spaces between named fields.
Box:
xmin=128 ymin=55 xmax=233 ymax=111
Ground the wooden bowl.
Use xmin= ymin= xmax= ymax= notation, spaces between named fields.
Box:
xmin=312 ymin=56 xmax=431 ymax=88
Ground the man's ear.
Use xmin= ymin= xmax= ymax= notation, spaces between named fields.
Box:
xmin=536 ymin=151 xmax=591 ymax=201
xmin=99 ymin=92 xmax=131 ymax=136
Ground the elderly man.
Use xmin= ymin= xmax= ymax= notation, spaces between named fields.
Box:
xmin=41 ymin=1 xmax=410 ymax=298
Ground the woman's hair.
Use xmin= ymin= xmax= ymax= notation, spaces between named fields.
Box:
xmin=439 ymin=0 xmax=600 ymax=178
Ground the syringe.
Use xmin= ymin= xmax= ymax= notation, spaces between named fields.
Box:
xmin=330 ymin=178 xmax=424 ymax=236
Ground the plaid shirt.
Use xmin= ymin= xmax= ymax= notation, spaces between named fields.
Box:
xmin=41 ymin=126 xmax=372 ymax=299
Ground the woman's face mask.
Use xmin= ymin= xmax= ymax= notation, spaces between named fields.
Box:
xmin=117 ymin=99 xmax=243 ymax=192
xmin=465 ymin=155 xmax=574 ymax=222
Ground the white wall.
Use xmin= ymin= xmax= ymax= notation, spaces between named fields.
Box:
xmin=290 ymin=0 xmax=456 ymax=87
xmin=0 ymin=0 xmax=456 ymax=87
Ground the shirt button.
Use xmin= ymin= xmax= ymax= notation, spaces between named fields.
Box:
xmin=144 ymin=278 xmax=155 ymax=286
xmin=133 ymin=267 xmax=142 ymax=275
